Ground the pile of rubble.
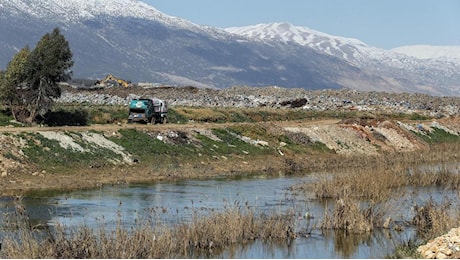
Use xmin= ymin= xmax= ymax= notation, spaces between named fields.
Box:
xmin=418 ymin=227 xmax=460 ymax=259
xmin=58 ymin=85 xmax=460 ymax=117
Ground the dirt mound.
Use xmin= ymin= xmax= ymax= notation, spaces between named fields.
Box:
xmin=283 ymin=118 xmax=445 ymax=155
xmin=0 ymin=135 xmax=27 ymax=177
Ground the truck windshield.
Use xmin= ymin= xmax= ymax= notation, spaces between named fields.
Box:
xmin=130 ymin=100 xmax=150 ymax=110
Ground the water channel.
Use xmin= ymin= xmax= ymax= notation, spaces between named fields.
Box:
xmin=0 ymin=173 xmax=458 ymax=258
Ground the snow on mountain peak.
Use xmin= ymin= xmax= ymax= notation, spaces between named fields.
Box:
xmin=3 ymin=0 xmax=196 ymax=28
xmin=391 ymin=45 xmax=460 ymax=61
xmin=225 ymin=22 xmax=371 ymax=61
xmin=226 ymin=22 xmax=460 ymax=88
xmin=226 ymin=22 xmax=367 ymax=48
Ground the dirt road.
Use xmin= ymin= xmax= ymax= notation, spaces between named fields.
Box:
xmin=0 ymin=119 xmax=341 ymax=133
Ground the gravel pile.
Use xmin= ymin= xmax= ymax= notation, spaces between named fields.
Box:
xmin=57 ymin=85 xmax=460 ymax=117
xmin=417 ymin=227 xmax=460 ymax=259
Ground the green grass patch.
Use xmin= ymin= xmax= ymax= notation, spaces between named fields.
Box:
xmin=165 ymin=108 xmax=189 ymax=124
xmin=21 ymin=132 xmax=123 ymax=173
xmin=414 ymin=127 xmax=460 ymax=144
xmin=109 ymin=127 xmax=272 ymax=168
xmin=0 ymin=108 xmax=22 ymax=126
xmin=203 ymin=128 xmax=271 ymax=156
xmin=408 ymin=112 xmax=431 ymax=121
xmin=108 ymin=129 xmax=197 ymax=164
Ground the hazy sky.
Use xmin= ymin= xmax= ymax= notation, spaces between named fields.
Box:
xmin=144 ymin=0 xmax=460 ymax=49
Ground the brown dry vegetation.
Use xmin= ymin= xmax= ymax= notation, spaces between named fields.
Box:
xmin=289 ymin=142 xmax=460 ymax=243
xmin=294 ymin=142 xmax=460 ymax=201
xmin=1 ymin=202 xmax=295 ymax=258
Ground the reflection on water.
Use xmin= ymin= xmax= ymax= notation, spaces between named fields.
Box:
xmin=0 ymin=173 xmax=458 ymax=258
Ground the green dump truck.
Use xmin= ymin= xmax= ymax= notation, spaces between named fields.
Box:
xmin=127 ymin=98 xmax=168 ymax=124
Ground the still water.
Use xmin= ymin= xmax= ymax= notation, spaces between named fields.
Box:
xmin=1 ymin=174 xmax=456 ymax=258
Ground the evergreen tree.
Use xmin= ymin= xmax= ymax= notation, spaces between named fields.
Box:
xmin=23 ymin=27 xmax=73 ymax=123
xmin=0 ymin=28 xmax=73 ymax=124
xmin=0 ymin=46 xmax=30 ymax=121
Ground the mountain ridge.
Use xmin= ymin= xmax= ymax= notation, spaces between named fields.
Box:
xmin=226 ymin=22 xmax=460 ymax=96
xmin=392 ymin=45 xmax=460 ymax=60
xmin=1 ymin=0 xmax=459 ymax=96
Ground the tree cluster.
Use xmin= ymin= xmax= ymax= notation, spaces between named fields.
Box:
xmin=0 ymin=28 xmax=73 ymax=124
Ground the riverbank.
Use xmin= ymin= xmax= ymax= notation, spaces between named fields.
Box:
xmin=1 ymin=115 xmax=459 ymax=197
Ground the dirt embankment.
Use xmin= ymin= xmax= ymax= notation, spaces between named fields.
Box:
xmin=0 ymin=116 xmax=459 ymax=197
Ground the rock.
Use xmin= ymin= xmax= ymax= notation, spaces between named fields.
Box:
xmin=436 ymin=252 xmax=448 ymax=259
xmin=255 ymin=140 xmax=269 ymax=146
xmin=1 ymin=171 xmax=7 ymax=177
xmin=423 ymin=251 xmax=436 ymax=259
xmin=443 ymin=248 xmax=453 ymax=256
xmin=418 ymin=227 xmax=460 ymax=259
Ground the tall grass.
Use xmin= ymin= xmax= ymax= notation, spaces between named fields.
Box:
xmin=1 ymin=203 xmax=296 ymax=258
xmin=291 ymin=141 xmax=460 ymax=238
xmin=298 ymin=143 xmax=460 ymax=202
xmin=321 ymin=198 xmax=375 ymax=233
xmin=412 ymin=197 xmax=460 ymax=239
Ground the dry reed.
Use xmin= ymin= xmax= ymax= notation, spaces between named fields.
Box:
xmin=293 ymin=141 xmax=460 ymax=236
xmin=412 ymin=198 xmax=460 ymax=239
xmin=1 ymin=204 xmax=296 ymax=258
xmin=297 ymin=143 xmax=460 ymax=202
xmin=320 ymin=196 xmax=387 ymax=233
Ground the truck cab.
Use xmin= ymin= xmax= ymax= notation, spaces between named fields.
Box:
xmin=128 ymin=98 xmax=167 ymax=124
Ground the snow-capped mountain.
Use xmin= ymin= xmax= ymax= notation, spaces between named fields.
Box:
xmin=1 ymin=0 xmax=159 ymax=21
xmin=1 ymin=0 xmax=459 ymax=96
xmin=0 ymin=0 xmax=228 ymax=39
xmin=226 ymin=22 xmax=460 ymax=96
xmin=392 ymin=45 xmax=460 ymax=60
xmin=2 ymin=0 xmax=362 ymax=90
xmin=226 ymin=23 xmax=368 ymax=62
